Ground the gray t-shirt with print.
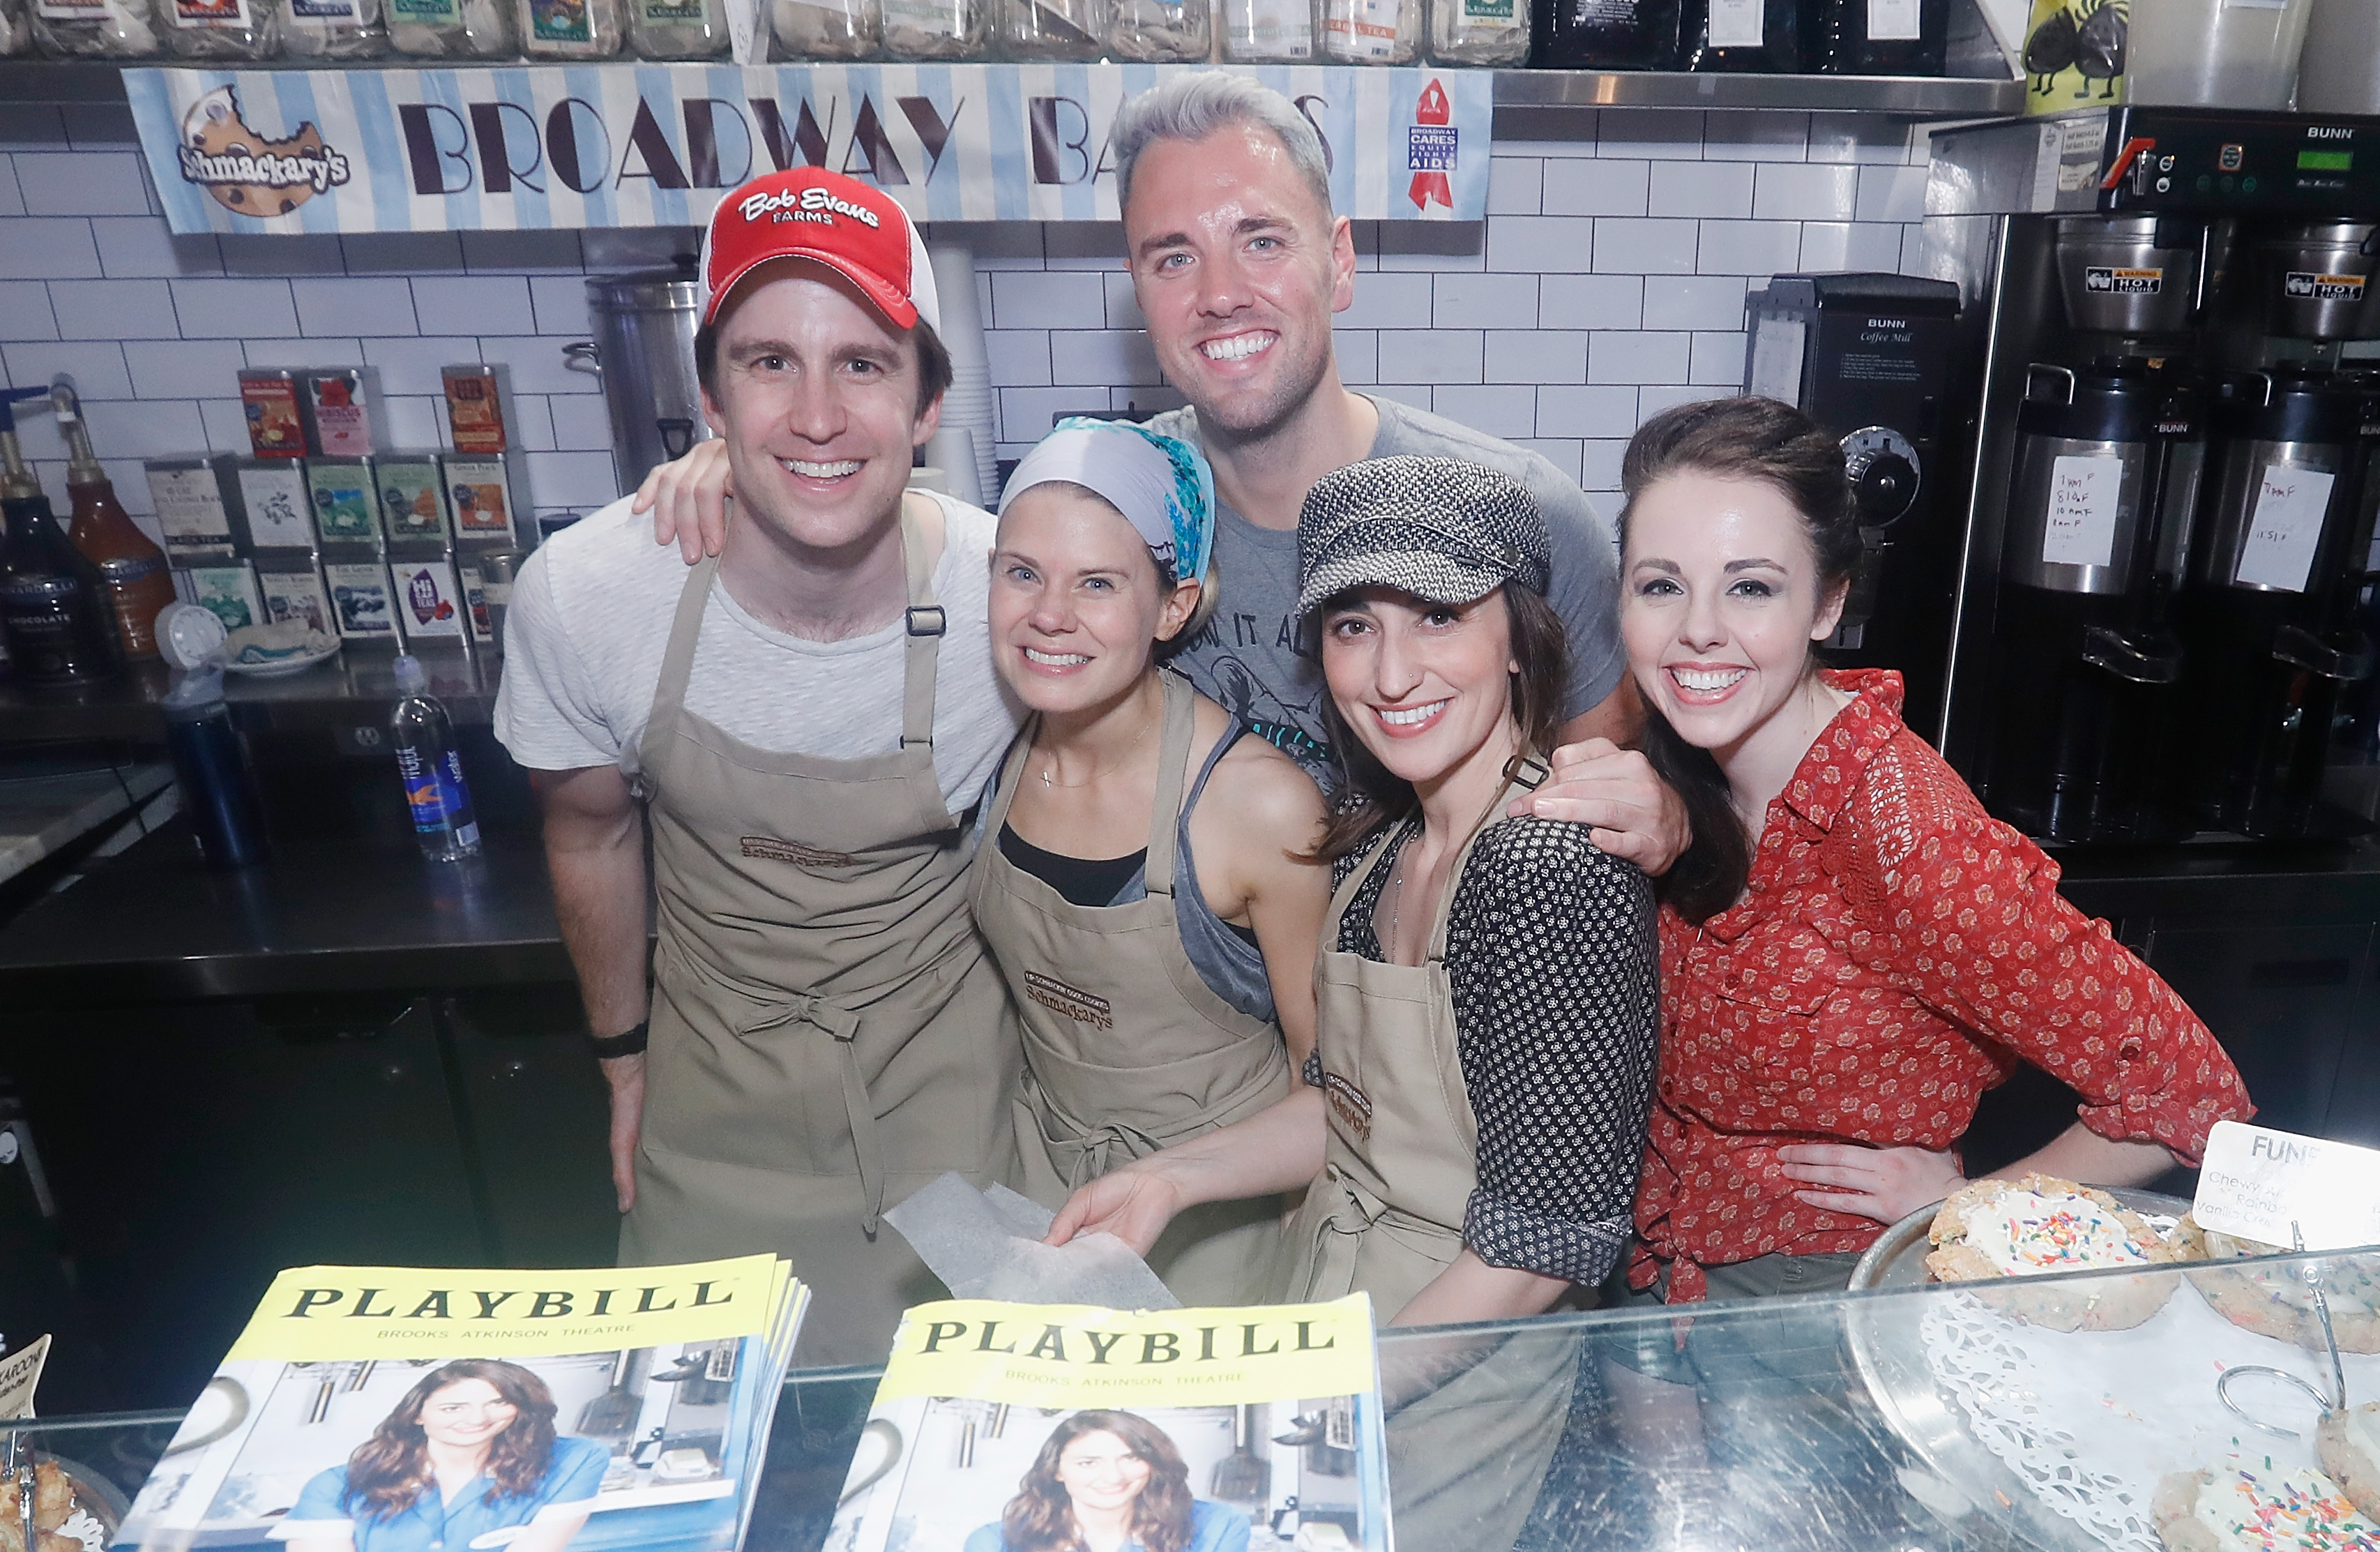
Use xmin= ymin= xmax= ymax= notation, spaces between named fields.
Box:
xmin=1145 ymin=396 xmax=1626 ymax=785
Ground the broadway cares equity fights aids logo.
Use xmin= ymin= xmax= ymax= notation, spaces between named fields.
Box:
xmin=177 ymin=84 xmax=351 ymax=218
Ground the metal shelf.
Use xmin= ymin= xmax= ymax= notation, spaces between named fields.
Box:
xmin=2 ymin=57 xmax=2019 ymax=119
xmin=1492 ymin=68 xmax=2018 ymax=116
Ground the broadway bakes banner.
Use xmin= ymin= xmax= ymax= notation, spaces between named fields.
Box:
xmin=122 ymin=63 xmax=1490 ymax=233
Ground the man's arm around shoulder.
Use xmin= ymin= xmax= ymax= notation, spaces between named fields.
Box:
xmin=531 ymin=764 xmax=651 ymax=1214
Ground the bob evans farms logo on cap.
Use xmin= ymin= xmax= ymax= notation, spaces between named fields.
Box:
xmin=176 ymin=84 xmax=350 ymax=218
xmin=739 ymin=183 xmax=882 ymax=228
xmin=702 ymin=167 xmax=940 ymax=334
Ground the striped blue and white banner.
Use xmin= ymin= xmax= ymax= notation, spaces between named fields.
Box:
xmin=123 ymin=63 xmax=1492 ymax=234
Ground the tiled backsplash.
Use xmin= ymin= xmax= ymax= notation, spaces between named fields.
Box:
xmin=0 ymin=100 xmax=1930 ymax=532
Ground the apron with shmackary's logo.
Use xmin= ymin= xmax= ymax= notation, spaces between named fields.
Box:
xmin=972 ymin=670 xmax=1293 ymax=1305
xmin=621 ymin=503 xmax=1020 ymax=1366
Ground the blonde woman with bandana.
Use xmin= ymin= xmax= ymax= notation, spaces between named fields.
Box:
xmin=976 ymin=419 xmax=1328 ymax=1304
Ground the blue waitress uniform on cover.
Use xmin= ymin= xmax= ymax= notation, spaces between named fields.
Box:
xmin=275 ymin=1436 xmax=610 ymax=1552
xmin=961 ymin=1499 xmax=1250 ymax=1552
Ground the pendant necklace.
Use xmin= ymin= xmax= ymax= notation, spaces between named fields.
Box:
xmin=1039 ymin=714 xmax=1151 ymax=789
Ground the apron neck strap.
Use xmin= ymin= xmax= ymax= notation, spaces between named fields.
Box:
xmin=1422 ymin=751 xmax=1551 ymax=963
xmin=1142 ymin=670 xmax=1198 ymax=898
xmin=642 ymin=555 xmax=720 ymax=773
xmin=896 ymin=497 xmax=943 ymax=753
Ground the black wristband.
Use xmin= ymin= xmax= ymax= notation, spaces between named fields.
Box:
xmin=586 ymin=1020 xmax=649 ymax=1058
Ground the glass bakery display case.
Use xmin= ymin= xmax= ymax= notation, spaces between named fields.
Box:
xmin=11 ymin=1244 xmax=2380 ymax=1552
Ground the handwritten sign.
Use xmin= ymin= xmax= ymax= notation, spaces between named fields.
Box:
xmin=2040 ymin=453 xmax=2123 ymax=568
xmin=0 ymin=1335 xmax=50 ymax=1422
xmin=2195 ymin=1120 xmax=2380 ymax=1252
xmin=2234 ymin=464 xmax=2335 ymax=592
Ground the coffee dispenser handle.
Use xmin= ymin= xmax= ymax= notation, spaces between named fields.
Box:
xmin=2243 ymin=369 xmax=2277 ymax=408
xmin=563 ymin=341 xmax=601 ymax=379
xmin=2273 ymin=625 xmax=2374 ymax=682
xmin=2024 ymin=363 xmax=2078 ymax=405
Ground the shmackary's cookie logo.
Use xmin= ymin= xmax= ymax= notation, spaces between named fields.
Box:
xmin=741 ymin=185 xmax=881 ymax=229
xmin=1022 ymin=971 xmax=1113 ymax=1030
xmin=176 ymin=84 xmax=351 ymax=218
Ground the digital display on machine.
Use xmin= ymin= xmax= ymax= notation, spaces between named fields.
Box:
xmin=2297 ymin=149 xmax=2355 ymax=172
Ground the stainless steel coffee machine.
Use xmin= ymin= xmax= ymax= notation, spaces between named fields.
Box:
xmin=1926 ymin=105 xmax=2380 ymax=843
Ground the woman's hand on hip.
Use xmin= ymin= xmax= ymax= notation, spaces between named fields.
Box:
xmin=1776 ymin=1141 xmax=1962 ymax=1226
xmin=631 ymin=439 xmax=732 ymax=565
xmin=1045 ymin=1164 xmax=1185 ymax=1258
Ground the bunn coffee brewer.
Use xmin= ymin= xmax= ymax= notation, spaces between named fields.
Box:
xmin=1743 ymin=273 xmax=1962 ymax=732
xmin=1928 ymin=105 xmax=2380 ymax=845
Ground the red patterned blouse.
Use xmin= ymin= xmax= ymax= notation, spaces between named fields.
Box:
xmin=1628 ymin=669 xmax=2252 ymax=1304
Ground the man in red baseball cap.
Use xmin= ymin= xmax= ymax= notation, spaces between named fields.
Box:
xmin=494 ymin=167 xmax=1026 ymax=1365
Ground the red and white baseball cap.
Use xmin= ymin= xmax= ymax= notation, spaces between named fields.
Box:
xmin=699 ymin=168 xmax=941 ymax=336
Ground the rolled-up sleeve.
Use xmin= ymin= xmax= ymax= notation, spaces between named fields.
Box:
xmin=1865 ymin=807 xmax=2252 ymax=1162
xmin=1449 ymin=820 xmax=1661 ymax=1284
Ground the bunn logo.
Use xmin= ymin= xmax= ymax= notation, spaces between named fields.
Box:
xmin=2309 ymin=126 xmax=2356 ymax=140
xmin=1865 ymin=317 xmax=1909 ymax=329
xmin=2084 ymin=266 xmax=2164 ymax=294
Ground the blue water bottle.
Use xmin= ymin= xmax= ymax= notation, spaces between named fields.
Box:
xmin=162 ymin=667 xmax=271 ymax=867
xmin=391 ymin=654 xmax=481 ymax=861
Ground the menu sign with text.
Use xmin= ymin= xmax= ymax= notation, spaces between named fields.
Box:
xmin=2195 ymin=1120 xmax=2380 ymax=1252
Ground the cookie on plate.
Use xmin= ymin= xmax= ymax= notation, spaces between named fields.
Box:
xmin=1923 ymin=1173 xmax=2180 ymax=1331
xmin=2317 ymin=1403 xmax=2380 ymax=1523
xmin=2174 ymin=1214 xmax=2380 ymax=1355
xmin=2152 ymin=1465 xmax=2380 ymax=1552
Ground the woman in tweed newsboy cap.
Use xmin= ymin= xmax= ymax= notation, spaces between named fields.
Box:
xmin=980 ymin=418 xmax=1331 ymax=1306
xmin=1048 ymin=454 xmax=1662 ymax=1331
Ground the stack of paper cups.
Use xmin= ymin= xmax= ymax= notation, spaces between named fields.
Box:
xmin=926 ymin=426 xmax=982 ymax=509
xmin=927 ymin=242 xmax=1001 ymax=508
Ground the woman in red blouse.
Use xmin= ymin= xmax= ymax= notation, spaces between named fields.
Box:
xmin=1612 ymin=395 xmax=2251 ymax=1305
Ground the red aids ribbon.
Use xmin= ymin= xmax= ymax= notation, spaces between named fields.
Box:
xmin=1407 ymin=77 xmax=1453 ymax=214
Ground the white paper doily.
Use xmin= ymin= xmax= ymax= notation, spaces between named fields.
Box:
xmin=1921 ymin=1282 xmax=2380 ymax=1552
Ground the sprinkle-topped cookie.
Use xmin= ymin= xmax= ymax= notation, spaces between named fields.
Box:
xmin=1960 ymin=1188 xmax=2155 ymax=1274
xmin=2188 ymin=1467 xmax=2379 ymax=1552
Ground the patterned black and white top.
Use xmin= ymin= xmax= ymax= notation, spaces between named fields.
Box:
xmin=1308 ymin=813 xmax=1660 ymax=1286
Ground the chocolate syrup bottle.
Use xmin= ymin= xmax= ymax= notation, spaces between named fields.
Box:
xmin=54 ymin=382 xmax=174 ymax=661
xmin=0 ymin=389 xmax=120 ymax=685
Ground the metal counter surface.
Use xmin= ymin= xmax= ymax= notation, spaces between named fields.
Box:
xmin=0 ymin=817 xmax=579 ymax=1003
xmin=0 ymin=643 xmax=497 ymax=741
xmin=13 ymin=1260 xmax=2338 ymax=1552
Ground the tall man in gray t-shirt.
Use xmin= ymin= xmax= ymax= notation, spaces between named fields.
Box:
xmin=1113 ymin=74 xmax=1678 ymax=857
xmin=642 ymin=75 xmax=1683 ymax=866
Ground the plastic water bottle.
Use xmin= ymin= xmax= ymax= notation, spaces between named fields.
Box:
xmin=391 ymin=654 xmax=481 ymax=861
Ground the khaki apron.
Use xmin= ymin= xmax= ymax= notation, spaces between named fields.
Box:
xmin=1273 ymin=774 xmax=1575 ymax=1552
xmin=971 ymin=669 xmax=1293 ymax=1304
xmin=621 ymin=506 xmax=1021 ymax=1366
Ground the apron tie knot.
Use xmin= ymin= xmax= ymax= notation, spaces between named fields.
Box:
xmin=1063 ymin=1121 xmax=1167 ymax=1190
xmin=740 ymin=996 xmax=885 ymax=1236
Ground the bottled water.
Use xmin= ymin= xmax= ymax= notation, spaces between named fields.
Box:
xmin=391 ymin=654 xmax=482 ymax=861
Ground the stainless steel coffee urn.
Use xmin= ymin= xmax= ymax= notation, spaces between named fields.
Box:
xmin=2182 ymin=368 xmax=2374 ymax=836
xmin=570 ymin=265 xmax=714 ymax=497
xmin=1986 ymin=361 xmax=2201 ymax=841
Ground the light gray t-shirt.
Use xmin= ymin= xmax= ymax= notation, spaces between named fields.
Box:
xmin=493 ymin=489 xmax=1023 ymax=815
xmin=1145 ymin=396 xmax=1626 ymax=784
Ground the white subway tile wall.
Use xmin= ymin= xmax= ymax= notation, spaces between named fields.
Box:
xmin=0 ymin=105 xmax=1931 ymax=525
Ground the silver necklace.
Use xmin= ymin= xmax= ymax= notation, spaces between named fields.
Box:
xmin=1039 ymin=714 xmax=1151 ymax=789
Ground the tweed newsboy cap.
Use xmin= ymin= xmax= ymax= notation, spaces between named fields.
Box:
xmin=1295 ymin=455 xmax=1551 ymax=617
